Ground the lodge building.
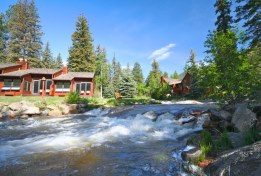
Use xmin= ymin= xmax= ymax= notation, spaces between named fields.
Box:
xmin=0 ymin=59 xmax=95 ymax=96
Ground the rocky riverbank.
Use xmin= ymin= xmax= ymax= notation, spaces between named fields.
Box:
xmin=180 ymin=102 xmax=261 ymax=175
xmin=0 ymin=101 xmax=89 ymax=119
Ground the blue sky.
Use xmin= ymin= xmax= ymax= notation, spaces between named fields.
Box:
xmin=0 ymin=0 xmax=216 ymax=77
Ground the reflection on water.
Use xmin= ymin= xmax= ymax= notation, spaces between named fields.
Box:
xmin=0 ymin=104 xmax=210 ymax=175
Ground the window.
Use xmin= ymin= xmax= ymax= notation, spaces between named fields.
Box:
xmin=76 ymin=83 xmax=80 ymax=92
xmin=46 ymin=80 xmax=52 ymax=91
xmin=55 ymin=82 xmax=70 ymax=92
xmin=2 ymin=79 xmax=21 ymax=90
xmin=80 ymin=82 xmax=91 ymax=93
xmin=23 ymin=81 xmax=31 ymax=92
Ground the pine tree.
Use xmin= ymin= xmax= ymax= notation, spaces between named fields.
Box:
xmin=186 ymin=49 xmax=201 ymax=98
xmin=0 ymin=13 xmax=8 ymax=62
xmin=41 ymin=42 xmax=54 ymax=68
xmin=103 ymin=80 xmax=114 ymax=98
xmin=95 ymin=45 xmax=110 ymax=97
xmin=235 ymin=0 xmax=261 ymax=47
xmin=214 ymin=0 xmax=233 ymax=33
xmin=55 ymin=53 xmax=63 ymax=68
xmin=132 ymin=62 xmax=144 ymax=84
xmin=7 ymin=0 xmax=42 ymax=66
xmin=171 ymin=71 xmax=179 ymax=79
xmin=68 ymin=15 xmax=95 ymax=72
xmin=163 ymin=72 xmax=169 ymax=78
xmin=119 ymin=68 xmax=136 ymax=98
xmin=146 ymin=59 xmax=162 ymax=95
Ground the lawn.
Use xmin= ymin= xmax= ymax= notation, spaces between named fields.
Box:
xmin=0 ymin=96 xmax=65 ymax=105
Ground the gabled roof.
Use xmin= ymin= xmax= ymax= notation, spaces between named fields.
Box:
xmin=0 ymin=63 xmax=21 ymax=69
xmin=162 ymin=72 xmax=190 ymax=85
xmin=0 ymin=68 xmax=60 ymax=77
xmin=163 ymin=77 xmax=181 ymax=85
xmin=53 ymin=72 xmax=95 ymax=81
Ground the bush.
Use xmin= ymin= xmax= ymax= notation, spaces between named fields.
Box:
xmin=66 ymin=92 xmax=81 ymax=104
xmin=244 ymin=127 xmax=260 ymax=145
xmin=151 ymin=83 xmax=172 ymax=100
xmin=215 ymin=130 xmax=232 ymax=151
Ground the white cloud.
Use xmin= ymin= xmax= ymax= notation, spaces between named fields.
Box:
xmin=148 ymin=43 xmax=176 ymax=61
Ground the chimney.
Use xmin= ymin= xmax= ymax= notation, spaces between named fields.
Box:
xmin=16 ymin=58 xmax=29 ymax=70
xmin=62 ymin=66 xmax=68 ymax=74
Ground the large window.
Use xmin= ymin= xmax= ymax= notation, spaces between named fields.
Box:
xmin=2 ymin=79 xmax=21 ymax=90
xmin=80 ymin=82 xmax=91 ymax=93
xmin=55 ymin=82 xmax=70 ymax=92
xmin=46 ymin=80 xmax=52 ymax=92
xmin=23 ymin=80 xmax=31 ymax=92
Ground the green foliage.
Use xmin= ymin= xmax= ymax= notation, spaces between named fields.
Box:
xmin=55 ymin=53 xmax=63 ymax=68
xmin=0 ymin=13 xmax=8 ymax=62
xmin=171 ymin=71 xmax=179 ymax=79
xmin=215 ymin=130 xmax=232 ymax=151
xmin=235 ymin=0 xmax=261 ymax=48
xmin=118 ymin=69 xmax=137 ymax=98
xmin=214 ymin=0 xmax=233 ymax=33
xmin=132 ymin=62 xmax=144 ymax=84
xmin=66 ymin=92 xmax=81 ymax=104
xmin=202 ymin=29 xmax=259 ymax=102
xmin=68 ymin=15 xmax=95 ymax=72
xmin=103 ymin=81 xmax=114 ymax=98
xmin=146 ymin=59 xmax=162 ymax=96
xmin=244 ymin=128 xmax=260 ymax=145
xmin=163 ymin=71 xmax=168 ymax=78
xmin=136 ymin=83 xmax=150 ymax=97
xmin=41 ymin=42 xmax=55 ymax=68
xmin=7 ymin=0 xmax=42 ymax=66
xmin=151 ymin=82 xmax=172 ymax=100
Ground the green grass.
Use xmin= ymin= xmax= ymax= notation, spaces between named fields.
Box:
xmin=0 ymin=96 xmax=65 ymax=105
xmin=0 ymin=96 xmax=160 ymax=109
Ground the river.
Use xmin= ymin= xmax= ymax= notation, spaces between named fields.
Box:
xmin=0 ymin=104 xmax=214 ymax=176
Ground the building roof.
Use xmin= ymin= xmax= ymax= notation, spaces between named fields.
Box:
xmin=0 ymin=68 xmax=60 ymax=77
xmin=0 ymin=63 xmax=21 ymax=69
xmin=53 ymin=72 xmax=95 ymax=81
xmin=163 ymin=77 xmax=181 ymax=85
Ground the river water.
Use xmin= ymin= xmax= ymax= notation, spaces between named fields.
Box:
xmin=0 ymin=104 xmax=213 ymax=176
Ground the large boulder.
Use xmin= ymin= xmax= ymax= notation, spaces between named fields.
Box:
xmin=209 ymin=109 xmax=221 ymax=121
xmin=219 ymin=110 xmax=232 ymax=122
xmin=157 ymin=112 xmax=174 ymax=122
xmin=181 ymin=147 xmax=203 ymax=162
xmin=69 ymin=104 xmax=78 ymax=114
xmin=48 ymin=109 xmax=62 ymax=117
xmin=205 ymin=141 xmax=261 ymax=176
xmin=227 ymin=132 xmax=245 ymax=148
xmin=232 ymin=105 xmax=257 ymax=132
xmin=22 ymin=105 xmax=40 ymax=115
xmin=58 ymin=104 xmax=70 ymax=115
xmin=8 ymin=102 xmax=22 ymax=111
xmin=143 ymin=111 xmax=157 ymax=121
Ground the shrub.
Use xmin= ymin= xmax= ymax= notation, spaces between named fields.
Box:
xmin=66 ymin=92 xmax=81 ymax=104
xmin=244 ymin=127 xmax=260 ymax=145
xmin=215 ymin=130 xmax=232 ymax=151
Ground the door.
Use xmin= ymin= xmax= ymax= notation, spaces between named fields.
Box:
xmin=32 ymin=80 xmax=40 ymax=94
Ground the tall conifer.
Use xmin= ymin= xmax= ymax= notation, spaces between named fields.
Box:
xmin=214 ymin=0 xmax=233 ymax=33
xmin=68 ymin=15 xmax=95 ymax=72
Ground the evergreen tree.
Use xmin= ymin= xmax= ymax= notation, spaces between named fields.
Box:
xmin=163 ymin=72 xmax=169 ymax=78
xmin=7 ymin=0 xmax=42 ymax=66
xmin=235 ymin=0 xmax=261 ymax=47
xmin=186 ymin=49 xmax=201 ymax=98
xmin=41 ymin=42 xmax=54 ymax=68
xmin=171 ymin=71 xmax=179 ymax=79
xmin=68 ymin=15 xmax=95 ymax=72
xmin=95 ymin=45 xmax=110 ymax=97
xmin=132 ymin=62 xmax=144 ymax=84
xmin=119 ymin=68 xmax=136 ymax=98
xmin=214 ymin=0 xmax=233 ymax=33
xmin=103 ymin=80 xmax=114 ymax=98
xmin=55 ymin=53 xmax=63 ymax=68
xmin=0 ymin=13 xmax=8 ymax=62
xmin=146 ymin=59 xmax=162 ymax=96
